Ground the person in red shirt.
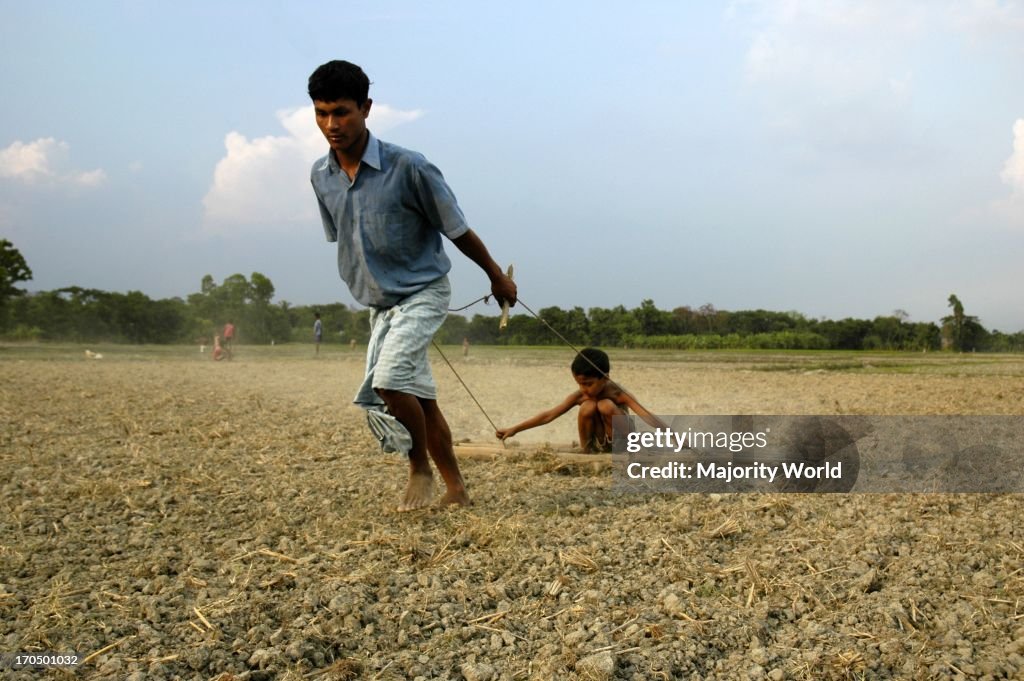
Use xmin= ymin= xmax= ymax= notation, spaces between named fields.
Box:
xmin=222 ymin=321 xmax=236 ymax=358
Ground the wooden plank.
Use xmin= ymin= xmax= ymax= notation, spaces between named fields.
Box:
xmin=454 ymin=442 xmax=613 ymax=465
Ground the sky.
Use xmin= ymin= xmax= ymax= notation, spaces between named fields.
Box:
xmin=2 ymin=0 xmax=1023 ymax=332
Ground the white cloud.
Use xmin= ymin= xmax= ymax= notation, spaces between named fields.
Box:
xmin=730 ymin=1 xmax=1024 ymax=171
xmin=73 ymin=168 xmax=107 ymax=187
xmin=1001 ymin=119 xmax=1024 ymax=189
xmin=737 ymin=1 xmax=925 ymax=89
xmin=368 ymin=103 xmax=425 ymax=131
xmin=736 ymin=1 xmax=1023 ymax=90
xmin=0 ymin=138 xmax=55 ymax=180
xmin=0 ymin=137 xmax=106 ymax=187
xmin=993 ymin=118 xmax=1024 ymax=226
xmin=201 ymin=103 xmax=423 ymax=234
xmin=729 ymin=1 xmax=932 ymax=171
xmin=948 ymin=0 xmax=1024 ymax=48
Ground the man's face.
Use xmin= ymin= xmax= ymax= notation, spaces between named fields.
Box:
xmin=313 ymin=98 xmax=372 ymax=159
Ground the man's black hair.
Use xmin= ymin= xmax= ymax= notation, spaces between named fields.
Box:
xmin=571 ymin=347 xmax=610 ymax=378
xmin=308 ymin=60 xmax=370 ymax=106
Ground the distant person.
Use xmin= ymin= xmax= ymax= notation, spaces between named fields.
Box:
xmin=314 ymin=312 xmax=323 ymax=356
xmin=462 ymin=336 xmax=470 ymax=359
xmin=308 ymin=59 xmax=516 ymax=511
xmin=496 ymin=348 xmax=667 ymax=453
xmin=212 ymin=335 xmax=226 ymax=361
xmin=222 ymin=321 xmax=236 ymax=357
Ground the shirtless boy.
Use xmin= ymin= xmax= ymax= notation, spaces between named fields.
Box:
xmin=496 ymin=348 xmax=667 ymax=453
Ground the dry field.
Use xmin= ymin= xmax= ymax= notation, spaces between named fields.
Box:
xmin=2 ymin=343 xmax=1024 ymax=680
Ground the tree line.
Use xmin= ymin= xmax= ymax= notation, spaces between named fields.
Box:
xmin=1 ymin=240 xmax=1021 ymax=351
xmin=442 ymin=300 xmax=1022 ymax=352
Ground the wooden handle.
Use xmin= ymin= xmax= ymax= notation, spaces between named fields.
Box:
xmin=499 ymin=264 xmax=514 ymax=330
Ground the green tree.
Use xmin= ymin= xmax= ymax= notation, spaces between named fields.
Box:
xmin=22 ymin=290 xmax=77 ymax=339
xmin=437 ymin=313 xmax=470 ymax=344
xmin=246 ymin=272 xmax=276 ymax=342
xmin=588 ymin=306 xmax=641 ymax=347
xmin=319 ymin=302 xmax=363 ymax=343
xmin=908 ymin=322 xmax=941 ymax=351
xmin=669 ymin=306 xmax=700 ymax=335
xmin=942 ymin=294 xmax=986 ymax=352
xmin=945 ymin=294 xmax=965 ymax=351
xmin=250 ymin=272 xmax=274 ymax=304
xmin=538 ymin=306 xmax=589 ymax=345
xmin=467 ymin=313 xmax=503 ymax=344
xmin=504 ymin=314 xmax=544 ymax=345
xmin=187 ymin=272 xmax=285 ymax=344
xmin=697 ymin=303 xmax=724 ymax=334
xmin=634 ymin=299 xmax=672 ymax=336
xmin=727 ymin=309 xmax=800 ymax=335
xmin=815 ymin=317 xmax=873 ymax=350
xmin=0 ymin=239 xmax=33 ymax=328
xmin=869 ymin=315 xmax=906 ymax=350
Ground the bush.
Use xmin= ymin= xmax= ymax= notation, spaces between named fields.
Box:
xmin=4 ymin=324 xmax=43 ymax=341
xmin=625 ymin=331 xmax=830 ymax=350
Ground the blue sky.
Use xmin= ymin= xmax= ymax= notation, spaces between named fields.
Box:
xmin=2 ymin=1 xmax=1023 ymax=331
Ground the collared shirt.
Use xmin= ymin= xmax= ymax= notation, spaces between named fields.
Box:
xmin=311 ymin=131 xmax=470 ymax=307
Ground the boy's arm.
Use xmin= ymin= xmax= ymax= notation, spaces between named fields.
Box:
xmin=496 ymin=392 xmax=580 ymax=440
xmin=451 ymin=229 xmax=517 ymax=307
xmin=617 ymin=390 xmax=669 ymax=430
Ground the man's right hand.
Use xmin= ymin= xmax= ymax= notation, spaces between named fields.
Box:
xmin=490 ymin=271 xmax=517 ymax=308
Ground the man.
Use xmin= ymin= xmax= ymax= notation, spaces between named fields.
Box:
xmin=313 ymin=312 xmax=323 ymax=357
xmin=308 ymin=60 xmax=516 ymax=512
xmin=222 ymin=321 xmax=235 ymax=359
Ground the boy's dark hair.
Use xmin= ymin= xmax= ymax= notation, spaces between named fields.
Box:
xmin=308 ymin=60 xmax=371 ymax=105
xmin=571 ymin=347 xmax=610 ymax=378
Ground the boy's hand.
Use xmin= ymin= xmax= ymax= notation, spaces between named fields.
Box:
xmin=495 ymin=427 xmax=516 ymax=441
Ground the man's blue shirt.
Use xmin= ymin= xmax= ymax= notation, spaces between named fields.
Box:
xmin=311 ymin=132 xmax=470 ymax=307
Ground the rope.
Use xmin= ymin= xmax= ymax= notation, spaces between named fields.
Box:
xmin=516 ymin=299 xmax=592 ymax=368
xmin=446 ymin=292 xmax=614 ymax=381
xmin=431 ymin=340 xmax=506 ymax=448
xmin=448 ymin=294 xmax=492 ymax=312
xmin=437 ymin=291 xmax=657 ymax=435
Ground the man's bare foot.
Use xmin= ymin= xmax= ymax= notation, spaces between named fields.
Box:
xmin=438 ymin=487 xmax=471 ymax=508
xmin=398 ymin=471 xmax=435 ymax=512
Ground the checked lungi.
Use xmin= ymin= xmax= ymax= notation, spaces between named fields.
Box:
xmin=354 ymin=275 xmax=451 ymax=454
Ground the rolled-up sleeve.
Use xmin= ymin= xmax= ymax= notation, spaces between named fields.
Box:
xmin=412 ymin=158 xmax=470 ymax=241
